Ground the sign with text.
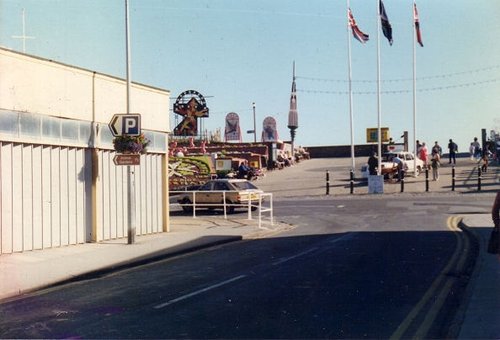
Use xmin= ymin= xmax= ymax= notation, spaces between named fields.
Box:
xmin=109 ymin=114 xmax=141 ymax=137
xmin=366 ymin=127 xmax=389 ymax=143
xmin=113 ymin=154 xmax=141 ymax=166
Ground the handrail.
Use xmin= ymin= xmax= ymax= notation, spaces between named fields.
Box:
xmin=169 ymin=190 xmax=273 ymax=228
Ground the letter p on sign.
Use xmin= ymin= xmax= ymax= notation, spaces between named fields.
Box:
xmin=109 ymin=114 xmax=141 ymax=137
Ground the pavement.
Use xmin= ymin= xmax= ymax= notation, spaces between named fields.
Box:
xmin=0 ymin=157 xmax=498 ymax=338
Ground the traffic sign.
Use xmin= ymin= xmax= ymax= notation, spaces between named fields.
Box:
xmin=109 ymin=114 xmax=141 ymax=137
xmin=113 ymin=154 xmax=141 ymax=166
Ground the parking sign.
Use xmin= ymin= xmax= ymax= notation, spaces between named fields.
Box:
xmin=109 ymin=114 xmax=141 ymax=136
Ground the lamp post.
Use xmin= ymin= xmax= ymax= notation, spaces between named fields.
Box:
xmin=252 ymin=102 xmax=257 ymax=143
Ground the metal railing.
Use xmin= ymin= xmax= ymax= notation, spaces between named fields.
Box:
xmin=169 ymin=190 xmax=273 ymax=229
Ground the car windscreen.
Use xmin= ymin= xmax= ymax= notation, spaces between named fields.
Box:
xmin=232 ymin=181 xmax=259 ymax=190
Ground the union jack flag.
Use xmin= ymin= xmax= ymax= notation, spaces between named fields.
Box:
xmin=348 ymin=8 xmax=369 ymax=44
xmin=414 ymin=3 xmax=424 ymax=47
xmin=379 ymin=0 xmax=393 ymax=45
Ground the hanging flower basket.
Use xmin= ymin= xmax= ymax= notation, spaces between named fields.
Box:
xmin=113 ymin=134 xmax=151 ymax=154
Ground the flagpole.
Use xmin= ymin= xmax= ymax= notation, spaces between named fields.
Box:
xmin=347 ymin=0 xmax=355 ymax=171
xmin=376 ymin=0 xmax=382 ymax=175
xmin=412 ymin=1 xmax=417 ymax=175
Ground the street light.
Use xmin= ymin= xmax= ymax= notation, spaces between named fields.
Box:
xmin=252 ymin=102 xmax=256 ymax=143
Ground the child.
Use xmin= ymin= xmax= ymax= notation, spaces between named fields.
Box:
xmin=431 ymin=153 xmax=441 ymax=181
xmin=481 ymin=154 xmax=489 ymax=173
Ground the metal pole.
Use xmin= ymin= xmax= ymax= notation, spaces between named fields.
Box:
xmin=425 ymin=167 xmax=429 ymax=192
xmin=252 ymin=102 xmax=256 ymax=143
xmin=326 ymin=170 xmax=330 ymax=195
xmin=376 ymin=0 xmax=382 ymax=175
xmin=350 ymin=169 xmax=354 ymax=194
xmin=478 ymin=165 xmax=482 ymax=191
xmin=451 ymin=166 xmax=455 ymax=191
xmin=347 ymin=0 xmax=356 ymax=172
xmin=125 ymin=0 xmax=135 ymax=244
xmin=412 ymin=1 xmax=417 ymax=176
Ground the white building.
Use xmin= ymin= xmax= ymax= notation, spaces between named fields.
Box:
xmin=0 ymin=47 xmax=170 ymax=254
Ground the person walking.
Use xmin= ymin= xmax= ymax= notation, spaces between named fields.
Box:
xmin=431 ymin=152 xmax=441 ymax=180
xmin=431 ymin=141 xmax=442 ymax=157
xmin=447 ymin=139 xmax=458 ymax=164
xmin=368 ymin=151 xmax=378 ymax=175
xmin=419 ymin=142 xmax=429 ymax=169
xmin=471 ymin=137 xmax=481 ymax=160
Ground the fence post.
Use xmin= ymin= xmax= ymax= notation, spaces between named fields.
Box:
xmin=326 ymin=170 xmax=330 ymax=195
xmin=452 ymin=166 xmax=455 ymax=191
xmin=350 ymin=169 xmax=354 ymax=194
xmin=478 ymin=165 xmax=482 ymax=191
xmin=400 ymin=170 xmax=405 ymax=192
xmin=425 ymin=168 xmax=429 ymax=192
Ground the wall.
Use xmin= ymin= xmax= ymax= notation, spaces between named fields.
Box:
xmin=0 ymin=48 xmax=170 ymax=254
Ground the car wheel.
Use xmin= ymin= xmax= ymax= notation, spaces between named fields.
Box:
xmin=180 ymin=198 xmax=193 ymax=213
xmin=225 ymin=199 xmax=235 ymax=214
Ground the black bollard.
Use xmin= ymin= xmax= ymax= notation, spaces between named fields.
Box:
xmin=326 ymin=170 xmax=330 ymax=195
xmin=452 ymin=166 xmax=455 ymax=191
xmin=478 ymin=165 xmax=482 ymax=191
xmin=425 ymin=168 xmax=429 ymax=192
xmin=400 ymin=170 xmax=405 ymax=192
xmin=350 ymin=169 xmax=354 ymax=194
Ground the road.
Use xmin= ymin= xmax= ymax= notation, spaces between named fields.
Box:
xmin=0 ymin=190 xmax=491 ymax=338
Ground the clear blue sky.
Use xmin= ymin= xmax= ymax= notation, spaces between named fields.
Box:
xmin=1 ymin=0 xmax=499 ymax=152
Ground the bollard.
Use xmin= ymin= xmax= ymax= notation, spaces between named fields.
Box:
xmin=452 ymin=166 xmax=455 ymax=191
xmin=400 ymin=170 xmax=405 ymax=192
xmin=326 ymin=170 xmax=330 ymax=195
xmin=350 ymin=169 xmax=354 ymax=194
xmin=478 ymin=165 xmax=482 ymax=191
xmin=425 ymin=168 xmax=429 ymax=192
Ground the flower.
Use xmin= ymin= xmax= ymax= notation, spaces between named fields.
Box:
xmin=113 ymin=134 xmax=151 ymax=154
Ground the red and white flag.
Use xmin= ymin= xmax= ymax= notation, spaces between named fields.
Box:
xmin=348 ymin=8 xmax=369 ymax=44
xmin=414 ymin=3 xmax=424 ymax=47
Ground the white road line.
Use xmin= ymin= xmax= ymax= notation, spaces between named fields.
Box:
xmin=272 ymin=247 xmax=319 ymax=266
xmin=153 ymin=275 xmax=247 ymax=309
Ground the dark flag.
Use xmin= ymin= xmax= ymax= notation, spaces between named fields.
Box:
xmin=348 ymin=8 xmax=369 ymax=44
xmin=414 ymin=3 xmax=423 ymax=47
xmin=379 ymin=0 xmax=393 ymax=45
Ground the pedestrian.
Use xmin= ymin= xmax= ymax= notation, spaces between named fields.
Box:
xmin=469 ymin=142 xmax=475 ymax=161
xmin=431 ymin=152 xmax=441 ymax=180
xmin=431 ymin=141 xmax=442 ymax=157
xmin=481 ymin=154 xmax=489 ymax=173
xmin=368 ymin=151 xmax=378 ymax=175
xmin=488 ymin=192 xmax=500 ymax=254
xmin=416 ymin=140 xmax=422 ymax=154
xmin=419 ymin=142 xmax=429 ymax=169
xmin=393 ymin=154 xmax=404 ymax=181
xmin=472 ymin=137 xmax=481 ymax=160
xmin=447 ymin=139 xmax=458 ymax=164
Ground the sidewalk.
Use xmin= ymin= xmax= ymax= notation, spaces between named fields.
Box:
xmin=0 ymin=216 xmax=292 ymax=302
xmin=458 ymin=214 xmax=500 ymax=339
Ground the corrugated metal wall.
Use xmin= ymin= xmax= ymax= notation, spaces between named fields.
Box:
xmin=0 ymin=142 xmax=165 ymax=254
xmin=96 ymin=150 xmax=163 ymax=242
xmin=0 ymin=142 xmax=91 ymax=253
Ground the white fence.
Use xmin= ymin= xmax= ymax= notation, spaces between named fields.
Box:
xmin=170 ymin=190 xmax=273 ymax=228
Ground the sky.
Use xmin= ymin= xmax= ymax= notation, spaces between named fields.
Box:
xmin=1 ymin=0 xmax=499 ymax=152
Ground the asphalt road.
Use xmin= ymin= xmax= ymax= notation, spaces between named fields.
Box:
xmin=0 ymin=193 xmax=490 ymax=338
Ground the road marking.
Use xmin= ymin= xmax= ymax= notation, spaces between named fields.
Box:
xmin=390 ymin=216 xmax=464 ymax=340
xmin=272 ymin=247 xmax=319 ymax=266
xmin=153 ymin=275 xmax=246 ymax=309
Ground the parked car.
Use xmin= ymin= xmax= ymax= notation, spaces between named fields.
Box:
xmin=177 ymin=179 xmax=264 ymax=214
xmin=360 ymin=151 xmax=424 ymax=179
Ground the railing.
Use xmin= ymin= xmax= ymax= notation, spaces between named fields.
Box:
xmin=169 ymin=190 xmax=273 ymax=229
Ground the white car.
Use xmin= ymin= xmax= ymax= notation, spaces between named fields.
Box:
xmin=360 ymin=151 xmax=424 ymax=178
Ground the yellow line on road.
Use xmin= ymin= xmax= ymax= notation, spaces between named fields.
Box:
xmin=390 ymin=216 xmax=463 ymax=340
